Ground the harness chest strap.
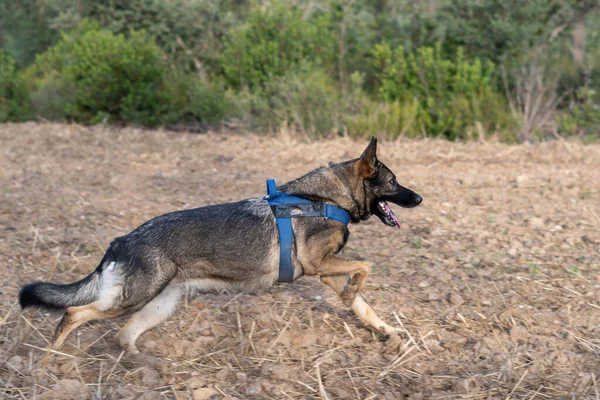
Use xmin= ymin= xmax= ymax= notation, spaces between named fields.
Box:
xmin=264 ymin=179 xmax=351 ymax=282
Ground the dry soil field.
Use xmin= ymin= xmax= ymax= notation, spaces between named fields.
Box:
xmin=1 ymin=123 xmax=600 ymax=399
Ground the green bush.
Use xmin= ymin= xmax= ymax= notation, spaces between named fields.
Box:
xmin=372 ymin=42 xmax=516 ymax=140
xmin=0 ymin=50 xmax=31 ymax=122
xmin=0 ymin=0 xmax=62 ymax=67
xmin=221 ymin=1 xmax=334 ymax=91
xmin=20 ymin=63 xmax=75 ymax=121
xmin=267 ymin=68 xmax=344 ymax=136
xmin=557 ymin=88 xmax=600 ymax=141
xmin=31 ymin=21 xmax=171 ymax=126
xmin=186 ymin=80 xmax=229 ymax=124
xmin=164 ymin=73 xmax=230 ymax=125
xmin=226 ymin=68 xmax=344 ymax=136
xmin=346 ymin=99 xmax=420 ymax=139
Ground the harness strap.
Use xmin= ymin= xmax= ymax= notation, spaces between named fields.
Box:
xmin=274 ymin=216 xmax=295 ymax=281
xmin=264 ymin=179 xmax=351 ymax=282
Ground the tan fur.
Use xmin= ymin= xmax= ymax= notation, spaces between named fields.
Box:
xmin=52 ymin=303 xmax=120 ymax=350
xmin=320 ymin=275 xmax=397 ymax=335
xmin=295 ymin=225 xmax=370 ymax=305
xmin=115 ymin=285 xmax=182 ymax=354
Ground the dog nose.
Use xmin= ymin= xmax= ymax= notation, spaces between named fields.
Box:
xmin=413 ymin=194 xmax=423 ymax=205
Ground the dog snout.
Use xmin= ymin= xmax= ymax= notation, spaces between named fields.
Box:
xmin=413 ymin=193 xmax=423 ymax=206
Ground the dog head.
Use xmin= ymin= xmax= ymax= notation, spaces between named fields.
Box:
xmin=280 ymin=137 xmax=422 ymax=227
xmin=349 ymin=137 xmax=422 ymax=227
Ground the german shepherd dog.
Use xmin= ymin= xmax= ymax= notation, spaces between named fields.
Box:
xmin=19 ymin=138 xmax=422 ymax=354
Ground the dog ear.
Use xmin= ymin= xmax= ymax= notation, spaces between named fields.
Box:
xmin=358 ymin=137 xmax=378 ymax=177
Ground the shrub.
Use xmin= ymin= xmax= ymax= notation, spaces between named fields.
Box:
xmin=266 ymin=68 xmax=344 ymax=136
xmin=372 ymin=42 xmax=516 ymax=140
xmin=186 ymin=80 xmax=229 ymax=124
xmin=223 ymin=67 xmax=344 ymax=136
xmin=221 ymin=1 xmax=335 ymax=90
xmin=557 ymin=88 xmax=600 ymax=141
xmin=164 ymin=74 xmax=230 ymax=125
xmin=346 ymin=99 xmax=420 ymax=139
xmin=0 ymin=0 xmax=62 ymax=67
xmin=0 ymin=50 xmax=31 ymax=122
xmin=224 ymin=71 xmax=340 ymax=136
xmin=20 ymin=63 xmax=75 ymax=121
xmin=72 ymin=0 xmax=252 ymax=75
xmin=31 ymin=21 xmax=171 ymax=126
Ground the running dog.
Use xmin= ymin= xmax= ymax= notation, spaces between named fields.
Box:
xmin=19 ymin=138 xmax=422 ymax=353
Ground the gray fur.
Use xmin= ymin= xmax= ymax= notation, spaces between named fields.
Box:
xmin=19 ymin=138 xmax=423 ymax=351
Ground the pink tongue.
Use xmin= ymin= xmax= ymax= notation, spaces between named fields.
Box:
xmin=390 ymin=210 xmax=401 ymax=229
xmin=381 ymin=201 xmax=401 ymax=229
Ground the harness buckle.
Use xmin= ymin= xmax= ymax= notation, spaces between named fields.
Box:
xmin=273 ymin=202 xmax=324 ymax=218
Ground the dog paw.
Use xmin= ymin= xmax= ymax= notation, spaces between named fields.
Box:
xmin=382 ymin=333 xmax=404 ymax=354
xmin=124 ymin=344 xmax=140 ymax=355
xmin=115 ymin=334 xmax=140 ymax=355
xmin=378 ymin=324 xmax=402 ymax=336
xmin=340 ymin=282 xmax=359 ymax=306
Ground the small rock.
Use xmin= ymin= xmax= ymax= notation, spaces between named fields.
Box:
xmin=384 ymin=391 xmax=398 ymax=400
xmin=193 ymin=388 xmax=219 ymax=400
xmin=428 ymin=291 xmax=443 ymax=301
xmin=423 ymin=339 xmax=444 ymax=353
xmin=215 ymin=367 xmax=230 ymax=382
xmin=7 ymin=355 xmax=23 ymax=369
xmin=141 ymin=367 xmax=164 ymax=387
xmin=40 ymin=379 xmax=90 ymax=400
xmin=510 ymin=325 xmax=529 ymax=342
xmin=235 ymin=171 xmax=250 ymax=180
xmin=418 ymin=280 xmax=431 ymax=288
xmin=450 ymin=293 xmax=465 ymax=305
xmin=111 ymin=385 xmax=136 ymax=398
xmin=139 ymin=392 xmax=162 ymax=400
xmin=188 ymin=377 xmax=208 ymax=390
xmin=245 ymin=382 xmax=262 ymax=396
xmin=235 ymin=372 xmax=248 ymax=383
xmin=507 ymin=248 xmax=518 ymax=257
xmin=214 ymin=155 xmax=232 ymax=163
xmin=530 ymin=217 xmax=544 ymax=229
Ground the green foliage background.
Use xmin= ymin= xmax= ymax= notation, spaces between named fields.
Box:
xmin=0 ymin=0 xmax=598 ymax=141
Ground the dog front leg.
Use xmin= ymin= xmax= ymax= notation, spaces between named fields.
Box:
xmin=317 ymin=256 xmax=370 ymax=305
xmin=320 ymin=274 xmax=399 ymax=336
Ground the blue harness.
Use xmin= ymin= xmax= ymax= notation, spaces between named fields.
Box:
xmin=264 ymin=179 xmax=351 ymax=282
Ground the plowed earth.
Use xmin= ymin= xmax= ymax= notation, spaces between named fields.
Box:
xmin=1 ymin=123 xmax=600 ymax=399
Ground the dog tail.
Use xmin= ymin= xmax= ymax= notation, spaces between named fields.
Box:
xmin=19 ymin=254 xmax=110 ymax=311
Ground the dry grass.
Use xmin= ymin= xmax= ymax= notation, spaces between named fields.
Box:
xmin=1 ymin=122 xmax=599 ymax=399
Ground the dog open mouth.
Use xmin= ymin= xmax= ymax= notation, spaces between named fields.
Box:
xmin=375 ymin=200 xmax=401 ymax=228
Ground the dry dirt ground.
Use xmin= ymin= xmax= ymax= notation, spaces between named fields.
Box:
xmin=1 ymin=123 xmax=600 ymax=400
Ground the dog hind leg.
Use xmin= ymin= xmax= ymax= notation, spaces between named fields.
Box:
xmin=52 ymin=258 xmax=179 ymax=351
xmin=52 ymin=303 xmax=122 ymax=350
xmin=320 ymin=275 xmax=398 ymax=335
xmin=115 ymin=284 xmax=182 ymax=354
